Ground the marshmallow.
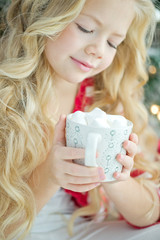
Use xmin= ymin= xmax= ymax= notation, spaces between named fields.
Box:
xmin=107 ymin=115 xmax=127 ymax=128
xmin=85 ymin=108 xmax=107 ymax=126
xmin=70 ymin=111 xmax=87 ymax=125
xmin=69 ymin=108 xmax=128 ymax=128
xmin=87 ymin=117 xmax=110 ymax=128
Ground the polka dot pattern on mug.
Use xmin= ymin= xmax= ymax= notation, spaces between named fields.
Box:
xmin=66 ymin=116 xmax=133 ymax=182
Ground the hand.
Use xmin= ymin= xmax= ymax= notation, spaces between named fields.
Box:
xmin=113 ymin=133 xmax=138 ymax=181
xmin=47 ymin=115 xmax=106 ymax=192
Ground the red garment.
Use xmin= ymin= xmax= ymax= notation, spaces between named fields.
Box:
xmin=73 ymin=77 xmax=94 ymax=113
xmin=64 ymin=78 xmax=160 ymax=226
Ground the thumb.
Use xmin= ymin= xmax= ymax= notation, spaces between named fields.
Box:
xmin=54 ymin=114 xmax=66 ymax=146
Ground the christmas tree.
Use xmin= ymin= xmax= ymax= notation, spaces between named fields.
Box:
xmin=145 ymin=6 xmax=160 ymax=137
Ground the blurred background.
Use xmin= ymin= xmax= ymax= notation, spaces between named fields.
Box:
xmin=145 ymin=2 xmax=160 ymax=137
xmin=0 ymin=0 xmax=160 ymax=136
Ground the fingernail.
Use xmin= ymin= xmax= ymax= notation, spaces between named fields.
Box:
xmin=124 ymin=141 xmax=129 ymax=147
xmin=98 ymin=168 xmax=106 ymax=180
xmin=120 ymin=154 xmax=125 ymax=160
xmin=115 ymin=172 xmax=120 ymax=178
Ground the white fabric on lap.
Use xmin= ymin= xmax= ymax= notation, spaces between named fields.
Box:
xmin=25 ymin=189 xmax=160 ymax=240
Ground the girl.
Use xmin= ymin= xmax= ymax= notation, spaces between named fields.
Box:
xmin=0 ymin=0 xmax=160 ymax=239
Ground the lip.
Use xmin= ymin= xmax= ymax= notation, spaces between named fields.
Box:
xmin=70 ymin=57 xmax=94 ymax=72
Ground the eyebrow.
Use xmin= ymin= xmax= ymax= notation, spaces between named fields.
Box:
xmin=81 ymin=13 xmax=126 ymax=39
xmin=113 ymin=33 xmax=126 ymax=39
xmin=81 ymin=13 xmax=103 ymax=26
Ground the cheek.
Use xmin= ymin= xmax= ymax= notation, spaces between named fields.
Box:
xmin=100 ymin=52 xmax=116 ymax=71
xmin=55 ymin=25 xmax=81 ymax=53
xmin=45 ymin=24 xmax=80 ymax=59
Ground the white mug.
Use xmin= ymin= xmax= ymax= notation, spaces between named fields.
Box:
xmin=66 ymin=109 xmax=133 ymax=182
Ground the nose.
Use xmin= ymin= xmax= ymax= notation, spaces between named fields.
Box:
xmin=84 ymin=38 xmax=105 ymax=59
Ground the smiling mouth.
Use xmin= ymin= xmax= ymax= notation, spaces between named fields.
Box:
xmin=70 ymin=57 xmax=94 ymax=72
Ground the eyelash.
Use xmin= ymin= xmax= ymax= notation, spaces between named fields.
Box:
xmin=107 ymin=41 xmax=117 ymax=50
xmin=76 ymin=23 xmax=94 ymax=34
xmin=76 ymin=23 xmax=117 ymax=50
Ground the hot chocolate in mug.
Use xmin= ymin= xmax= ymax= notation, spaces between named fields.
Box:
xmin=66 ymin=108 xmax=133 ymax=182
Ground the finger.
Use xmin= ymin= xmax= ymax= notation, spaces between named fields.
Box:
xmin=65 ymin=174 xmax=102 ymax=185
xmin=116 ymin=154 xmax=134 ymax=170
xmin=123 ymin=140 xmax=137 ymax=157
xmin=113 ymin=168 xmax=130 ymax=181
xmin=54 ymin=114 xmax=66 ymax=146
xmin=63 ymin=161 xmax=106 ymax=180
xmin=54 ymin=145 xmax=85 ymax=160
xmin=129 ymin=133 xmax=138 ymax=145
xmin=65 ymin=182 xmax=100 ymax=193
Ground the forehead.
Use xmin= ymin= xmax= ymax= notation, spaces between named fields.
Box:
xmin=81 ymin=0 xmax=135 ymax=34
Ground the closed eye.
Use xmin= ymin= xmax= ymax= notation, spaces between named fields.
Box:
xmin=107 ymin=41 xmax=117 ymax=50
xmin=76 ymin=23 xmax=94 ymax=34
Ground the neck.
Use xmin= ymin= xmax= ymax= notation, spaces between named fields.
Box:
xmin=54 ymin=77 xmax=79 ymax=98
xmin=48 ymin=76 xmax=80 ymax=122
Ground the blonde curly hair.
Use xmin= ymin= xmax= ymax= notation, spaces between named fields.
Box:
xmin=0 ymin=0 xmax=159 ymax=239
xmin=0 ymin=1 xmax=85 ymax=239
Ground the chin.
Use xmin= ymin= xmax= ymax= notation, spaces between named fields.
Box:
xmin=66 ymin=75 xmax=88 ymax=84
